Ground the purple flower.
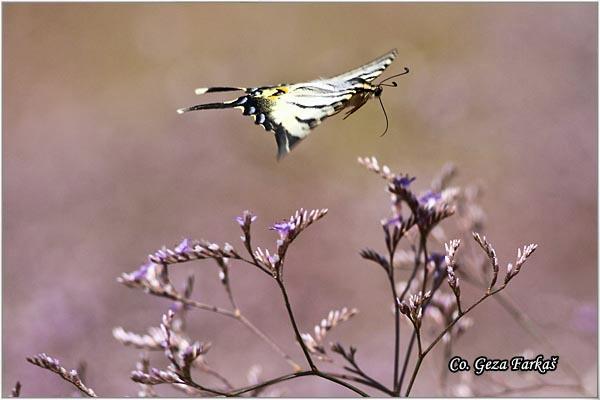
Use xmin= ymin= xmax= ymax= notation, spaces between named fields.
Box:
xmin=394 ymin=175 xmax=416 ymax=188
xmin=270 ymin=220 xmax=295 ymax=239
xmin=174 ymin=238 xmax=191 ymax=254
xmin=131 ymin=261 xmax=153 ymax=281
xmin=236 ymin=210 xmax=257 ymax=227
xmin=268 ymin=254 xmax=280 ymax=265
xmin=419 ymin=191 xmax=442 ymax=208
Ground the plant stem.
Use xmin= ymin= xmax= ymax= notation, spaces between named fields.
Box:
xmin=399 ymin=241 xmax=423 ymax=302
xmin=238 ymin=314 xmax=302 ymax=371
xmin=227 ymin=371 xmax=314 ymax=396
xmin=403 ymin=355 xmax=423 ymax=397
xmin=276 ymin=278 xmax=317 ymax=371
xmin=226 ymin=370 xmax=369 ymax=397
xmin=166 ymin=291 xmax=299 ymax=370
xmin=388 ymin=244 xmax=401 ymax=393
xmin=419 ymin=234 xmax=430 ymax=296
xmin=342 ymin=350 xmax=394 ymax=395
xmin=397 ymin=332 xmax=415 ymax=394
xmin=327 ymin=372 xmax=394 ymax=396
xmin=397 ymin=235 xmax=426 ymax=394
xmin=314 ymin=371 xmax=369 ymax=396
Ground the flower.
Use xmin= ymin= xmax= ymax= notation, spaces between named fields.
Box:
xmin=118 ymin=261 xmax=163 ymax=291
xmin=419 ymin=191 xmax=442 ymax=208
xmin=130 ymin=261 xmax=154 ymax=282
xmin=270 ymin=220 xmax=295 ymax=239
xmin=174 ymin=238 xmax=191 ymax=254
xmin=236 ymin=210 xmax=257 ymax=227
xmin=394 ymin=175 xmax=416 ymax=188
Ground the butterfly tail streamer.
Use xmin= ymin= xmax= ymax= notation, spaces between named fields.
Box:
xmin=177 ymin=99 xmax=243 ymax=114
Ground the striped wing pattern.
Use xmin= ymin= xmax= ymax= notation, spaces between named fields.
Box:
xmin=178 ymin=49 xmax=398 ymax=159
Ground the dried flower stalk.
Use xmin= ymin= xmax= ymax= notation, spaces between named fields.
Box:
xmin=26 ymin=354 xmax=97 ymax=397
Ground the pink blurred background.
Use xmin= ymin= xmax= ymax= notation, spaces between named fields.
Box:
xmin=3 ymin=3 xmax=597 ymax=397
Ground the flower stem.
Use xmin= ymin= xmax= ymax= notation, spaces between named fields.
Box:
xmin=226 ymin=370 xmax=369 ymax=397
xmin=388 ymin=245 xmax=401 ymax=393
xmin=276 ymin=278 xmax=317 ymax=371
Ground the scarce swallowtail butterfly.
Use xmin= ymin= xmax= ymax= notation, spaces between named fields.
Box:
xmin=177 ymin=49 xmax=408 ymax=160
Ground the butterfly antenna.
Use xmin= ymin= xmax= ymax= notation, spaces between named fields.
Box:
xmin=379 ymin=67 xmax=410 ymax=85
xmin=378 ymin=95 xmax=390 ymax=137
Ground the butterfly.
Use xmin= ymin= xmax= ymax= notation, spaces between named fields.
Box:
xmin=177 ymin=49 xmax=409 ymax=159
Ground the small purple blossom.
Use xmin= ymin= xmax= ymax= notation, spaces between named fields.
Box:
xmin=270 ymin=221 xmax=295 ymax=239
xmin=268 ymin=254 xmax=280 ymax=265
xmin=236 ymin=210 xmax=257 ymax=231
xmin=131 ymin=261 xmax=154 ymax=281
xmin=419 ymin=191 xmax=442 ymax=208
xmin=394 ymin=175 xmax=416 ymax=188
xmin=174 ymin=238 xmax=191 ymax=254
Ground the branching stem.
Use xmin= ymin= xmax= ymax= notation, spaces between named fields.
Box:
xmin=404 ymin=286 xmax=505 ymax=396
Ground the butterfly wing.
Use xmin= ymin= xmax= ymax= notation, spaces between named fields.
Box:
xmin=325 ymin=48 xmax=398 ymax=84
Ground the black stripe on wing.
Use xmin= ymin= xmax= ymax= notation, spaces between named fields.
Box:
xmin=289 ymin=100 xmax=346 ymax=110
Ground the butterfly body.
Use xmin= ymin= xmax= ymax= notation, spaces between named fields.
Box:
xmin=178 ymin=49 xmax=402 ymax=159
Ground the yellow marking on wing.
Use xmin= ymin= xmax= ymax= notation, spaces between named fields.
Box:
xmin=263 ymin=86 xmax=290 ymax=99
xmin=256 ymin=88 xmax=278 ymax=98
